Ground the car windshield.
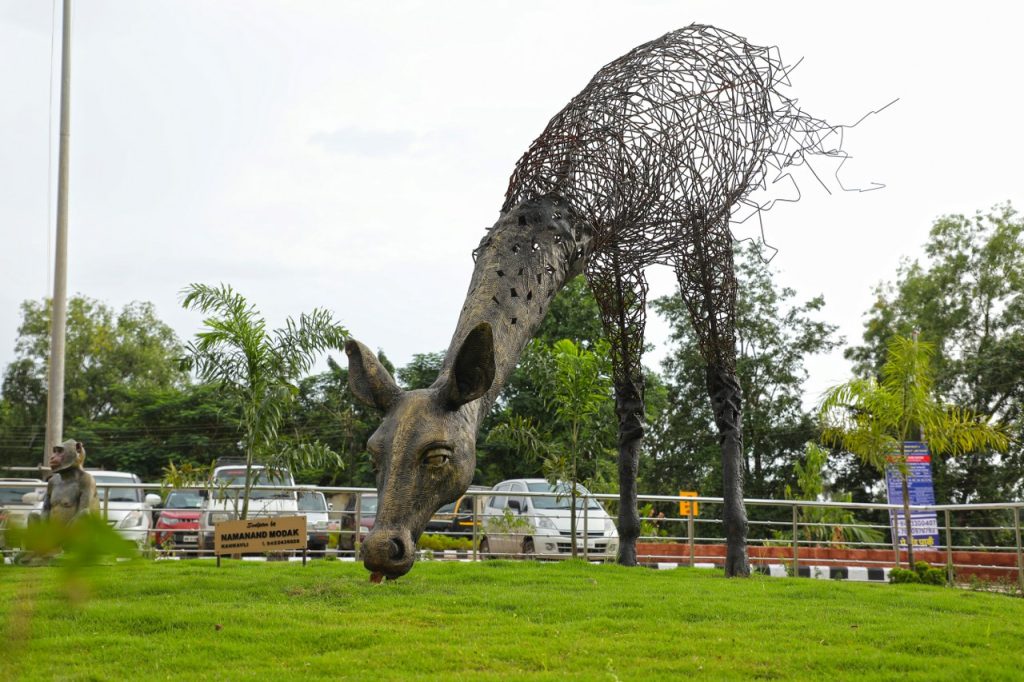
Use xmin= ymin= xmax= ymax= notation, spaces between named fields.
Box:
xmin=298 ymin=492 xmax=327 ymax=512
xmin=92 ymin=475 xmax=142 ymax=502
xmin=164 ymin=491 xmax=202 ymax=510
xmin=434 ymin=501 xmax=457 ymax=514
xmin=526 ymin=482 xmax=602 ymax=510
xmin=213 ymin=469 xmax=292 ymax=499
xmin=360 ymin=495 xmax=378 ymax=515
xmin=0 ymin=486 xmax=34 ymax=505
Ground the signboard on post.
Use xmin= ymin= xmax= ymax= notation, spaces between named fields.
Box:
xmin=215 ymin=515 xmax=306 ymax=555
xmin=678 ymin=491 xmax=699 ymax=517
xmin=885 ymin=441 xmax=941 ymax=549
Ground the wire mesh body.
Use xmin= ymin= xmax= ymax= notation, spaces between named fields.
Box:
xmin=503 ymin=24 xmax=848 ymax=372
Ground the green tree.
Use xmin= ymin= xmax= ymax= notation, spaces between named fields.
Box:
xmin=0 ymin=296 xmax=187 ymax=468
xmin=772 ymin=443 xmax=884 ymax=548
xmin=648 ymin=242 xmax=842 ymax=511
xmin=819 ymin=335 xmax=1009 ymax=567
xmin=286 ymin=356 xmax=383 ymax=487
xmin=72 ymin=384 xmax=239 ymax=480
xmin=180 ymin=284 xmax=349 ymax=518
xmin=396 ymin=352 xmax=444 ymax=391
xmin=486 ymin=338 xmax=616 ymax=557
xmin=845 ymin=204 xmax=1024 ymax=507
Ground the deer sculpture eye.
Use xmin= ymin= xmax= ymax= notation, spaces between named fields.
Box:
xmin=422 ymin=447 xmax=452 ymax=467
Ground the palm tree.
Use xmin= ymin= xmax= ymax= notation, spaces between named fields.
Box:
xmin=181 ymin=284 xmax=349 ymax=519
xmin=818 ymin=335 xmax=1007 ymax=568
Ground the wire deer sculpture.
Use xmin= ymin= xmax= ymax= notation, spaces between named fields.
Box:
xmin=346 ymin=24 xmax=860 ymax=579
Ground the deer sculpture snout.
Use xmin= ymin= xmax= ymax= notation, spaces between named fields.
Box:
xmin=363 ymin=527 xmax=416 ymax=579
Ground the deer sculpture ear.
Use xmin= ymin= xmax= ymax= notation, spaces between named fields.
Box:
xmin=444 ymin=322 xmax=496 ymax=408
xmin=345 ymin=339 xmax=401 ymax=411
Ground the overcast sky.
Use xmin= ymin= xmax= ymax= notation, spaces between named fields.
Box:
xmin=2 ymin=1 xmax=1022 ymax=408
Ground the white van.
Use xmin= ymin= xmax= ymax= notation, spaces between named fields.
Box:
xmin=88 ymin=470 xmax=162 ymax=547
xmin=198 ymin=464 xmax=298 ymax=553
xmin=479 ymin=478 xmax=618 ymax=560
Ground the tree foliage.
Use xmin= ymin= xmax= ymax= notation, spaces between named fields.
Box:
xmin=819 ymin=335 xmax=1008 ymax=566
xmin=844 ymin=204 xmax=1024 ymax=504
xmin=0 ymin=296 xmax=187 ymax=468
xmin=647 ymin=241 xmax=842 ymax=510
xmin=285 ymin=356 xmax=382 ymax=487
xmin=180 ymin=283 xmax=349 ymax=518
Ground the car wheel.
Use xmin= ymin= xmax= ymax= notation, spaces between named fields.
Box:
xmin=522 ymin=537 xmax=535 ymax=560
xmin=479 ymin=537 xmax=492 ymax=560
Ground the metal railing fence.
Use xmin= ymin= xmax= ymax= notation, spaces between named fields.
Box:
xmin=1 ymin=478 xmax=1021 ymax=591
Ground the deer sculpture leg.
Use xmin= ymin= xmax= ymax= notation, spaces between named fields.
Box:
xmin=674 ymin=218 xmax=750 ymax=577
xmin=588 ymin=255 xmax=648 ymax=567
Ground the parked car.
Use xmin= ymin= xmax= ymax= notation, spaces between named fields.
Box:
xmin=153 ymin=489 xmax=203 ymax=550
xmin=425 ymin=486 xmax=487 ymax=536
xmin=298 ymin=490 xmax=336 ymax=553
xmin=0 ymin=478 xmax=45 ymax=547
xmin=89 ymin=470 xmax=163 ymax=547
xmin=478 ymin=479 xmax=618 ymax=560
xmin=198 ymin=463 xmax=298 ymax=553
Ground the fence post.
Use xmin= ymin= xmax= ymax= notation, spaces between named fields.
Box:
xmin=1014 ymin=506 xmax=1023 ymax=597
xmin=102 ymin=486 xmax=109 ymax=521
xmin=471 ymin=494 xmax=479 ymax=562
xmin=791 ymin=504 xmax=799 ymax=576
xmin=944 ymin=509 xmax=954 ymax=586
xmin=583 ymin=494 xmax=589 ymax=561
xmin=687 ymin=504 xmax=695 ymax=567
xmin=354 ymin=496 xmax=362 ymax=560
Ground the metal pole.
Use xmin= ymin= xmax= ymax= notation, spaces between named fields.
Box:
xmin=687 ymin=505 xmax=695 ymax=567
xmin=354 ymin=496 xmax=362 ymax=559
xmin=792 ymin=504 xmax=799 ymax=576
xmin=471 ymin=494 xmax=478 ymax=562
xmin=944 ymin=509 xmax=954 ymax=586
xmin=1014 ymin=507 xmax=1023 ymax=597
xmin=583 ymin=494 xmax=589 ymax=561
xmin=43 ymin=0 xmax=73 ymax=466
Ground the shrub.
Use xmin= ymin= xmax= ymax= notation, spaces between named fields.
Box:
xmin=418 ymin=534 xmax=473 ymax=552
xmin=889 ymin=568 xmax=921 ymax=584
xmin=890 ymin=561 xmax=947 ymax=586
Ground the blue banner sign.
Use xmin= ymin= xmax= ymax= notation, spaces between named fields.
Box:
xmin=885 ymin=441 xmax=941 ymax=548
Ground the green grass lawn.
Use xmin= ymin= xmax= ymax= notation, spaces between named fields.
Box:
xmin=2 ymin=558 xmax=1023 ymax=680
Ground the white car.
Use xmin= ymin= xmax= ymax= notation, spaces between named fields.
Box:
xmin=297 ymin=490 xmax=334 ymax=553
xmin=0 ymin=478 xmax=46 ymax=546
xmin=198 ymin=464 xmax=299 ymax=553
xmin=479 ymin=478 xmax=618 ymax=560
xmin=88 ymin=470 xmax=163 ymax=547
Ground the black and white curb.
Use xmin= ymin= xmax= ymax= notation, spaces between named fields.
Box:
xmin=652 ymin=561 xmax=891 ymax=582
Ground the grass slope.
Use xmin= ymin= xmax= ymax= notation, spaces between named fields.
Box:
xmin=2 ymin=559 xmax=1023 ymax=680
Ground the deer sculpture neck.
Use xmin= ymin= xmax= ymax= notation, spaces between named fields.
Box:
xmin=344 ymin=193 xmax=594 ymax=580
xmin=434 ymin=194 xmax=593 ymax=426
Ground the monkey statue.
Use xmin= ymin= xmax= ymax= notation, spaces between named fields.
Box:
xmin=43 ymin=439 xmax=98 ymax=526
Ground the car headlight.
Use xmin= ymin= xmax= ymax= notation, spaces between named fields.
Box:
xmin=604 ymin=518 xmax=617 ymax=536
xmin=117 ymin=511 xmax=146 ymax=529
xmin=210 ymin=512 xmax=235 ymax=525
xmin=535 ymin=516 xmax=558 ymax=531
xmin=313 ymin=521 xmax=328 ymax=531
xmin=160 ymin=517 xmax=182 ymax=527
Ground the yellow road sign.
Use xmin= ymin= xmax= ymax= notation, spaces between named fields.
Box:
xmin=678 ymin=491 xmax=698 ymax=517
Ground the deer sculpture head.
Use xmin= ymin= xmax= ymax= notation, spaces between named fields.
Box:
xmin=345 ymin=323 xmax=496 ymax=579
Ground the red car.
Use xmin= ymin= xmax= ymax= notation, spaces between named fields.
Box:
xmin=154 ymin=490 xmax=203 ymax=550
